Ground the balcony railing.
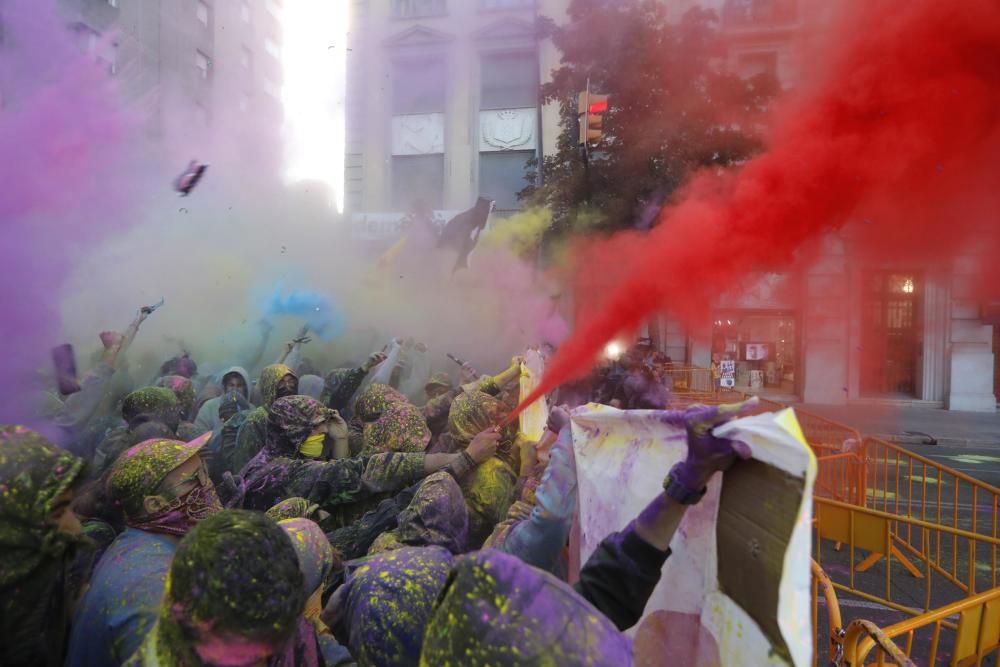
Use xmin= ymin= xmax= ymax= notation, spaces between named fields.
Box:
xmin=723 ymin=0 xmax=797 ymax=27
xmin=391 ymin=0 xmax=446 ymax=19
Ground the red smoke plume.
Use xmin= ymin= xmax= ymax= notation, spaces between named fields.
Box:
xmin=513 ymin=0 xmax=1000 ymax=418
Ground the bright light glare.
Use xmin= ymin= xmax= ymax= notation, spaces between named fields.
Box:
xmin=605 ymin=342 xmax=623 ymax=360
xmin=281 ymin=1 xmax=346 ymax=212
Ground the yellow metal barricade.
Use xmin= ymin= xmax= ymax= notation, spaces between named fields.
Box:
xmin=842 ymin=587 xmax=1000 ymax=666
xmin=860 ymin=437 xmax=999 ymax=596
xmin=812 ymin=560 xmax=846 ymax=667
xmin=842 ymin=620 xmax=916 ymax=666
xmin=814 ymin=498 xmax=1000 ymax=617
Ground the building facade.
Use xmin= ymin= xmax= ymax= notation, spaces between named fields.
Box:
xmin=343 ymin=0 xmax=997 ymax=411
xmin=0 ymin=0 xmax=286 ymax=165
xmin=344 ymin=0 xmax=570 ymax=236
xmin=667 ymin=1 xmax=997 ymax=412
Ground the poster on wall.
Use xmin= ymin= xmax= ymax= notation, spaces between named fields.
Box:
xmin=746 ymin=343 xmax=769 ymax=361
xmin=720 ymin=359 xmax=736 ymax=388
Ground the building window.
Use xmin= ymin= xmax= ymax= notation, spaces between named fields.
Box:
xmin=264 ymin=37 xmax=280 ymax=60
xmin=393 ymin=57 xmax=446 ymax=115
xmin=479 ymin=151 xmax=531 ymax=211
xmin=481 ymin=0 xmax=536 ymax=9
xmin=241 ymin=1 xmax=251 ymax=23
xmin=392 ymin=155 xmax=444 ymax=209
xmin=197 ymin=1 xmax=209 ymax=27
xmin=391 ymin=0 xmax=446 ymax=19
xmin=265 ymin=0 xmax=282 ymax=16
xmin=481 ymin=52 xmax=538 ymax=109
xmin=195 ymin=50 xmax=210 ymax=79
xmin=239 ymin=93 xmax=250 ymax=112
xmin=107 ymin=0 xmax=118 ymax=7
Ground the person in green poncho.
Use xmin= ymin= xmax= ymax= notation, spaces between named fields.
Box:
xmin=0 ymin=425 xmax=87 ymax=667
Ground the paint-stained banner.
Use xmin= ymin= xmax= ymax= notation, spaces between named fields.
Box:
xmin=570 ymin=405 xmax=816 ymax=667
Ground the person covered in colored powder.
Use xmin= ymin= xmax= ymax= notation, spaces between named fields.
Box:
xmin=124 ymin=510 xmax=319 ymax=666
xmin=322 ymin=399 xmax=754 ymax=665
xmin=67 ymin=434 xmax=223 ymax=667
xmin=0 ymin=426 xmax=87 ymax=667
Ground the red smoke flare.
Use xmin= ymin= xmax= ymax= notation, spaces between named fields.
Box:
xmin=509 ymin=0 xmax=1000 ymax=421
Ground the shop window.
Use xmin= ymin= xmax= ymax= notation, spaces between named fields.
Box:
xmin=712 ymin=312 xmax=797 ymax=395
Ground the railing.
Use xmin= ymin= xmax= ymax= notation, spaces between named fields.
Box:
xmin=664 ymin=367 xmax=714 ymax=396
xmin=861 ymin=437 xmax=999 ymax=596
xmin=814 ymin=498 xmax=1000 ymax=617
xmin=841 ymin=620 xmax=916 ymax=666
xmin=842 ymin=587 xmax=1000 ymax=666
xmin=812 ymin=560 xmax=845 ymax=667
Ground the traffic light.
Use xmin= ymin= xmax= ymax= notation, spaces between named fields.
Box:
xmin=578 ymin=87 xmax=609 ymax=147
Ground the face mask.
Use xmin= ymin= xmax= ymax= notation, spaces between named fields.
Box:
xmin=299 ymin=433 xmax=325 ymax=459
xmin=130 ymin=483 xmax=223 ymax=537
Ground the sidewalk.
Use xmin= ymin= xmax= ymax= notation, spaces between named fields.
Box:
xmin=797 ymin=403 xmax=1000 ymax=448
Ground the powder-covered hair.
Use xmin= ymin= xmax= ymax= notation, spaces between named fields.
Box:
xmin=166 ymin=509 xmax=305 ymax=645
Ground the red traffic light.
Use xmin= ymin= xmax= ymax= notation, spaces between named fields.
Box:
xmin=588 ymin=100 xmax=608 ymax=114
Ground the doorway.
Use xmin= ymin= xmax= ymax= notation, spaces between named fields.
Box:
xmin=861 ymin=272 xmax=922 ymax=397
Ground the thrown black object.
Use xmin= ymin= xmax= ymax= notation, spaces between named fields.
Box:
xmin=52 ymin=344 xmax=81 ymax=395
xmin=174 ymin=160 xmax=209 ymax=196
xmin=437 ymin=196 xmax=494 ymax=273
xmin=141 ymin=297 xmax=165 ymax=315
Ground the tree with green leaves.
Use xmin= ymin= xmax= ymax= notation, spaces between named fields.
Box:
xmin=522 ymin=0 xmax=779 ymax=241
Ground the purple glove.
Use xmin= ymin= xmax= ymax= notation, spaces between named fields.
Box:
xmin=669 ymin=398 xmax=757 ymax=491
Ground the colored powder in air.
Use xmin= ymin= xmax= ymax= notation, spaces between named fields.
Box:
xmin=510 ymin=0 xmax=1000 ymax=420
xmin=0 ymin=0 xmax=133 ymax=424
xmin=263 ymin=287 xmax=347 ymax=341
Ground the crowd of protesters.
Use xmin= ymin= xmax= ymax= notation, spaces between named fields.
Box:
xmin=1 ymin=307 xmax=752 ymax=666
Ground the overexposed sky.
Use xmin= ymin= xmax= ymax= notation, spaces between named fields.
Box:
xmin=280 ymin=1 xmax=348 ymax=211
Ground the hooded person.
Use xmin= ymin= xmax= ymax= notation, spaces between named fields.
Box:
xmin=238 ymin=395 xmax=489 ymax=518
xmin=323 ymin=546 xmax=455 ymax=667
xmin=227 ymin=363 xmax=299 ymax=477
xmin=420 ymin=549 xmax=633 ymax=666
xmin=124 ymin=510 xmax=317 ymax=667
xmin=447 ymin=391 xmax=520 ymax=548
xmin=91 ymin=387 xmax=182 ymax=474
xmin=0 ymin=426 xmax=87 ymax=667
xmin=67 ymin=433 xmax=223 ymax=667
xmin=421 ymin=372 xmax=457 ymax=442
xmin=361 ymin=402 xmax=432 ymax=455
xmin=367 ymin=470 xmax=469 ymax=555
xmin=298 ymin=374 xmax=326 ymax=401
xmin=154 ymin=374 xmax=200 ymax=438
xmin=192 ymin=366 xmax=252 ymax=434
xmin=278 ymin=518 xmax=353 ymax=666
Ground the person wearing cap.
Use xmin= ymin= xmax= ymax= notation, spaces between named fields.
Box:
xmin=0 ymin=426 xmax=87 ymax=667
xmin=66 ymin=434 xmax=222 ymax=667
xmin=91 ymin=386 xmax=182 ymax=475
